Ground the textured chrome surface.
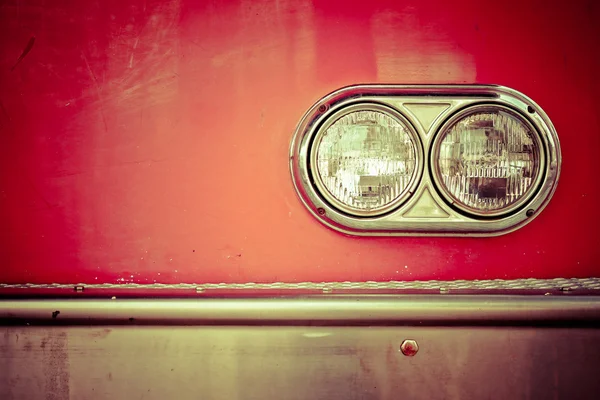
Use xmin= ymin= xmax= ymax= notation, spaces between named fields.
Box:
xmin=2 ymin=277 xmax=599 ymax=292
xmin=2 ymin=326 xmax=600 ymax=399
xmin=290 ymin=85 xmax=561 ymax=236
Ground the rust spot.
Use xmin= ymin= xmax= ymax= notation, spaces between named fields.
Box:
xmin=52 ymin=311 xmax=60 ymax=319
xmin=108 ymin=372 xmax=112 ymax=381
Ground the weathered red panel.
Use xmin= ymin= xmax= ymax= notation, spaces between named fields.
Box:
xmin=0 ymin=0 xmax=598 ymax=286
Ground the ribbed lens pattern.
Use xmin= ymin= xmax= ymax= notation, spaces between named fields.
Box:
xmin=437 ymin=109 xmax=539 ymax=213
xmin=316 ymin=110 xmax=417 ymax=213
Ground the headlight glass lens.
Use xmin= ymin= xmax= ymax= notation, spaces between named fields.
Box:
xmin=434 ymin=106 xmax=542 ymax=216
xmin=313 ymin=107 xmax=419 ymax=216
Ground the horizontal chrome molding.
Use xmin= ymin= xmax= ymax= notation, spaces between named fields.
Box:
xmin=2 ymin=296 xmax=600 ymax=325
xmin=2 ymin=277 xmax=600 ymax=291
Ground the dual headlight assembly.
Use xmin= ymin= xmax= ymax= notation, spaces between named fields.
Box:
xmin=290 ymin=85 xmax=561 ymax=236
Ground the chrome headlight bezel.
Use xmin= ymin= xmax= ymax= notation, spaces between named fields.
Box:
xmin=289 ymin=85 xmax=561 ymax=236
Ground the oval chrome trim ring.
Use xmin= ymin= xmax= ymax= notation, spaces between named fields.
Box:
xmin=290 ymin=85 xmax=561 ymax=236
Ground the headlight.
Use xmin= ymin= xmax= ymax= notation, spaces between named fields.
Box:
xmin=310 ymin=104 xmax=422 ymax=216
xmin=290 ymin=85 xmax=561 ymax=236
xmin=431 ymin=105 xmax=544 ymax=217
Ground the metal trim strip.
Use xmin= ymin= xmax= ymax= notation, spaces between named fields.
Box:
xmin=2 ymin=296 xmax=600 ymax=325
xmin=2 ymin=277 xmax=600 ymax=291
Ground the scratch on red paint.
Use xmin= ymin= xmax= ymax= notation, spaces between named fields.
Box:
xmin=81 ymin=51 xmax=109 ymax=133
xmin=10 ymin=36 xmax=35 ymax=72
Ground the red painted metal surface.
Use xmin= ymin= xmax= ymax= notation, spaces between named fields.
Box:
xmin=0 ymin=0 xmax=599 ymax=287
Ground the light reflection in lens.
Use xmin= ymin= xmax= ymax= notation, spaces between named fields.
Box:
xmin=315 ymin=109 xmax=418 ymax=215
xmin=435 ymin=107 xmax=540 ymax=215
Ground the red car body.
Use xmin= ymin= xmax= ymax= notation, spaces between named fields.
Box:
xmin=1 ymin=0 xmax=599 ymax=287
xmin=1 ymin=0 xmax=599 ymax=398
